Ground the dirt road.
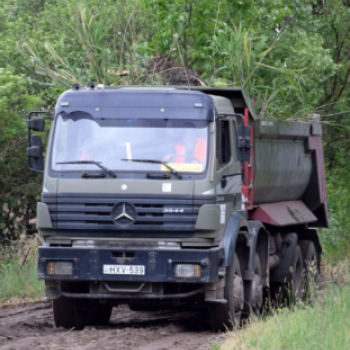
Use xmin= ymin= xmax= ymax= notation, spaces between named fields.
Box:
xmin=0 ymin=301 xmax=225 ymax=350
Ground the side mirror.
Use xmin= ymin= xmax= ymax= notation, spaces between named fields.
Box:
xmin=27 ymin=111 xmax=51 ymax=173
xmin=27 ymin=135 xmax=44 ymax=172
xmin=216 ymin=113 xmax=251 ymax=162
xmin=27 ymin=117 xmax=45 ymax=131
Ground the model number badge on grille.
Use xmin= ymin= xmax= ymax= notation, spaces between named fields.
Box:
xmin=103 ymin=265 xmax=145 ymax=275
xmin=163 ymin=208 xmax=184 ymax=213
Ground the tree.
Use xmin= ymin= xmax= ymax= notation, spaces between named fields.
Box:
xmin=0 ymin=68 xmax=43 ymax=245
xmin=140 ymin=0 xmax=290 ymax=72
xmin=17 ymin=0 xmax=145 ymax=86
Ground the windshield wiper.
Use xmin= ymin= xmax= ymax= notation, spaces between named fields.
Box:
xmin=121 ymin=159 xmax=182 ymax=179
xmin=56 ymin=160 xmax=117 ymax=178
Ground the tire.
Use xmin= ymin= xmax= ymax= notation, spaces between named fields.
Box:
xmin=87 ymin=301 xmax=113 ymax=326
xmin=209 ymin=253 xmax=244 ymax=331
xmin=52 ymin=282 xmax=87 ymax=330
xmin=53 ymin=297 xmax=86 ymax=330
xmin=299 ymin=240 xmax=318 ymax=303
xmin=242 ymin=253 xmax=262 ymax=320
xmin=282 ymin=244 xmax=304 ymax=305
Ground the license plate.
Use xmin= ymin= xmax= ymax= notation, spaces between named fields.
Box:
xmin=103 ymin=265 xmax=145 ymax=275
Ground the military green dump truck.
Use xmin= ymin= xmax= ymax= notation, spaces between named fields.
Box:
xmin=27 ymin=84 xmax=328 ymax=331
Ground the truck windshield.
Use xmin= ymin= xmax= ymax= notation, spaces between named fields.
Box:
xmin=51 ymin=113 xmax=208 ymax=174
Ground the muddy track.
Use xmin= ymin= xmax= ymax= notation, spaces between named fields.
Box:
xmin=0 ymin=301 xmax=225 ymax=350
xmin=0 ymin=273 xmax=327 ymax=350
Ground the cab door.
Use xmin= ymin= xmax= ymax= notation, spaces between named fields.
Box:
xmin=215 ymin=117 xmax=242 ymax=211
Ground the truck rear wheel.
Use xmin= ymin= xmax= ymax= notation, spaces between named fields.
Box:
xmin=242 ymin=253 xmax=262 ymax=320
xmin=53 ymin=297 xmax=86 ymax=330
xmin=209 ymin=253 xmax=244 ymax=331
xmin=283 ymin=244 xmax=304 ymax=305
xmin=299 ymin=240 xmax=318 ymax=303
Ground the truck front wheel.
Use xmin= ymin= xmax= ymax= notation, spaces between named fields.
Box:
xmin=87 ymin=301 xmax=113 ymax=326
xmin=208 ymin=253 xmax=244 ymax=331
xmin=53 ymin=297 xmax=86 ymax=330
xmin=52 ymin=282 xmax=87 ymax=330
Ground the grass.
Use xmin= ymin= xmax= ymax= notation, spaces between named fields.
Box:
xmin=221 ymin=281 xmax=350 ymax=350
xmin=0 ymin=241 xmax=45 ymax=303
xmin=210 ymin=342 xmax=222 ymax=350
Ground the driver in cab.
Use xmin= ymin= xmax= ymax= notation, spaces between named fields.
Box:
xmin=163 ymin=121 xmax=206 ymax=164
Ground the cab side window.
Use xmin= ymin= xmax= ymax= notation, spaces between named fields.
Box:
xmin=216 ymin=120 xmax=231 ymax=167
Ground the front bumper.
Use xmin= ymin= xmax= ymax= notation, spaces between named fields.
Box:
xmin=38 ymin=246 xmax=224 ymax=284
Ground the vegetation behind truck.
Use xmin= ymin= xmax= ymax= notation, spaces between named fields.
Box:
xmin=27 ymin=85 xmax=328 ymax=330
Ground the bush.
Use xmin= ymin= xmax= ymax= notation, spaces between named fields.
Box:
xmin=0 ymin=241 xmax=44 ymax=301
xmin=319 ymin=169 xmax=350 ymax=263
xmin=0 ymin=68 xmax=43 ymax=245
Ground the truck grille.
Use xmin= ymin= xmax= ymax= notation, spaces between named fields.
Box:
xmin=42 ymin=193 xmax=215 ymax=238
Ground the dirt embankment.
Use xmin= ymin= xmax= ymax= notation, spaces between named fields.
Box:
xmin=0 ymin=301 xmax=225 ymax=350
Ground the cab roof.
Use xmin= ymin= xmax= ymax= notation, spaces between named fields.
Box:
xmin=56 ymin=87 xmax=215 ymax=121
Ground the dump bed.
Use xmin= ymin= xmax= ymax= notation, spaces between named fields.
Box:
xmin=250 ymin=119 xmax=328 ymax=228
xmin=253 ymin=120 xmax=312 ymax=204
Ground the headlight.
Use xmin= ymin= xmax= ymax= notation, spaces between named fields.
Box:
xmin=46 ymin=261 xmax=73 ymax=275
xmin=174 ymin=264 xmax=201 ymax=278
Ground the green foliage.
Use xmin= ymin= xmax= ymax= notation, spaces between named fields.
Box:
xmin=140 ymin=0 xmax=342 ymax=120
xmin=0 ymin=68 xmax=43 ymax=244
xmin=208 ymin=24 xmax=272 ymax=86
xmin=17 ymin=0 xmax=144 ymax=86
xmin=209 ymin=342 xmax=221 ymax=350
xmin=0 ymin=69 xmax=40 ymax=140
xmin=141 ymin=0 xmax=290 ymax=71
xmin=0 ymin=244 xmax=44 ymax=300
xmin=0 ymin=0 xmax=350 ymax=258
xmin=205 ymin=24 xmax=281 ymax=104
xmin=141 ymin=0 xmax=224 ymax=69
xmin=319 ymin=168 xmax=350 ymax=263
xmin=255 ymin=30 xmax=338 ymax=119
xmin=221 ymin=284 xmax=350 ymax=350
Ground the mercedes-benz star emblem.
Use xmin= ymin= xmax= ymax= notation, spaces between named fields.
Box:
xmin=112 ymin=202 xmax=136 ymax=225
xmin=115 ymin=203 xmax=134 ymax=221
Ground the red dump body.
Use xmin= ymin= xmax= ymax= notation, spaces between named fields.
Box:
xmin=247 ymin=118 xmax=328 ymax=228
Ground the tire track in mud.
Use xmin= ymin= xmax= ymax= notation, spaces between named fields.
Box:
xmin=0 ymin=301 xmax=223 ymax=350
